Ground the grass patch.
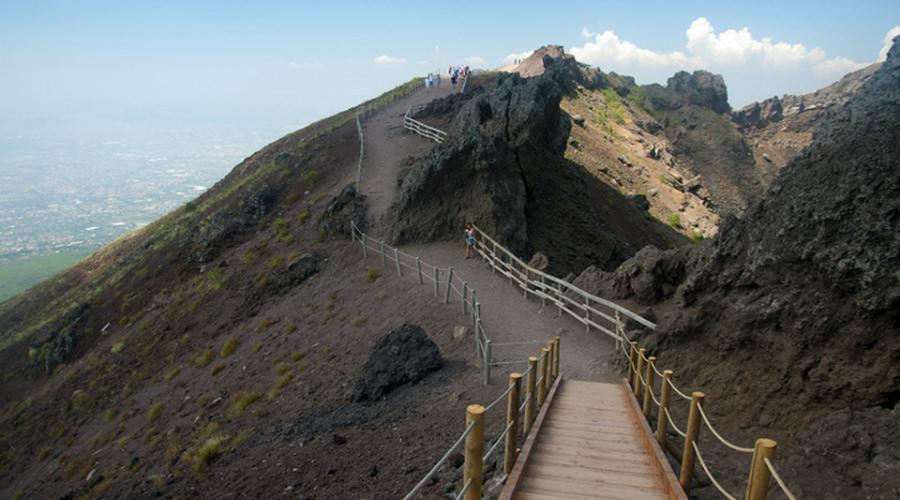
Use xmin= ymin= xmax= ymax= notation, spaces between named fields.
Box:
xmin=253 ymin=273 xmax=269 ymax=289
xmin=110 ymin=337 xmax=127 ymax=354
xmin=690 ymin=228 xmax=704 ymax=241
xmin=256 ymin=318 xmax=275 ymax=333
xmin=350 ymin=316 xmax=367 ymax=327
xmin=164 ymin=366 xmax=182 ymax=382
xmin=230 ymin=428 xmax=254 ymax=449
xmin=147 ymin=402 xmax=165 ymax=423
xmin=291 ymin=351 xmax=305 ymax=362
xmin=71 ymin=390 xmax=89 ymax=410
xmin=285 ymin=322 xmax=298 ymax=334
xmin=232 ymin=391 xmax=261 ymax=415
xmin=220 ymin=336 xmax=239 ymax=357
xmin=268 ymin=372 xmax=294 ymax=399
xmin=668 ymin=213 xmax=681 ymax=228
xmin=297 ymin=210 xmax=311 ymax=224
xmin=303 ymin=170 xmax=321 ymax=183
xmin=365 ymin=268 xmax=381 ymax=283
xmin=275 ymin=362 xmax=292 ymax=376
xmin=211 ymin=364 xmax=227 ymax=376
xmin=253 ymin=341 xmax=264 ymax=353
xmin=240 ymin=250 xmax=257 ymax=264
xmin=194 ymin=349 xmax=214 ymax=368
xmin=270 ymin=255 xmax=285 ymax=269
xmin=193 ymin=436 xmax=224 ymax=473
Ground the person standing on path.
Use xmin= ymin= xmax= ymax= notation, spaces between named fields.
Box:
xmin=464 ymin=223 xmax=477 ymax=259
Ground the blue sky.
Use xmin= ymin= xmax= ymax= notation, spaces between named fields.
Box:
xmin=1 ymin=1 xmax=898 ymax=138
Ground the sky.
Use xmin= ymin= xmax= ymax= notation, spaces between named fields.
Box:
xmin=1 ymin=0 xmax=898 ymax=142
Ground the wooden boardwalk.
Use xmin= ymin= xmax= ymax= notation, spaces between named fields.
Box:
xmin=501 ymin=379 xmax=686 ymax=500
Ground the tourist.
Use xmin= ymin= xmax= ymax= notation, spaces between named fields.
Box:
xmin=464 ymin=223 xmax=477 ymax=259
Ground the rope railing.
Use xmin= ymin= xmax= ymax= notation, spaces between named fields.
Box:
xmin=693 ymin=442 xmax=740 ymax=500
xmin=765 ymin=457 xmax=798 ymax=500
xmin=403 ymin=338 xmax=561 ymax=499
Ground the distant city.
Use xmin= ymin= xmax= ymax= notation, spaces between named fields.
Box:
xmin=0 ymin=124 xmax=285 ymax=301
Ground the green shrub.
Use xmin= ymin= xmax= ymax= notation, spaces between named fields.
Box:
xmin=690 ymin=228 xmax=704 ymax=241
xmin=270 ymin=255 xmax=285 ymax=269
xmin=365 ymin=268 xmax=381 ymax=283
xmin=350 ymin=316 xmax=367 ymax=327
xmin=211 ymin=363 xmax=227 ymax=376
xmin=272 ymin=218 xmax=289 ymax=234
xmin=194 ymin=349 xmax=214 ymax=368
xmin=240 ymin=250 xmax=257 ymax=264
xmin=230 ymin=428 xmax=253 ymax=449
xmin=193 ymin=436 xmax=224 ymax=472
xmin=164 ymin=366 xmax=181 ymax=382
xmin=297 ymin=211 xmax=311 ymax=224
xmin=291 ymin=351 xmax=305 ymax=362
xmin=220 ymin=336 xmax=239 ymax=358
xmin=147 ymin=402 xmax=165 ymax=422
xmin=669 ymin=213 xmax=681 ymax=228
xmin=110 ymin=337 xmax=127 ymax=354
xmin=256 ymin=318 xmax=274 ymax=333
xmin=253 ymin=274 xmax=269 ymax=289
xmin=303 ymin=170 xmax=321 ymax=183
xmin=232 ymin=391 xmax=261 ymax=415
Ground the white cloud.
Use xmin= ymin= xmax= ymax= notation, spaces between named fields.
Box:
xmin=502 ymin=50 xmax=532 ymax=64
xmin=465 ymin=56 xmax=485 ymax=65
xmin=373 ymin=54 xmax=407 ymax=65
xmin=580 ymin=27 xmax=596 ymax=39
xmin=812 ymin=57 xmax=868 ymax=76
xmin=571 ymin=30 xmax=699 ymax=68
xmin=573 ymin=17 xmax=870 ymax=73
xmin=877 ymin=25 xmax=900 ymax=62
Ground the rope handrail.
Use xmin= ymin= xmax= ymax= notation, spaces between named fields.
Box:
xmin=697 ymin=403 xmax=755 ymax=453
xmin=665 ymin=407 xmax=688 ymax=438
xmin=692 ymin=442 xmax=740 ymax=500
xmin=518 ymin=391 xmax=530 ymax=413
xmin=402 ymin=420 xmax=476 ymax=500
xmin=453 ymin=478 xmax=472 ymax=500
xmin=483 ymin=419 xmax=515 ymax=461
xmin=667 ymin=377 xmax=693 ymax=401
xmin=484 ymin=383 xmax=515 ymax=413
xmin=764 ymin=457 xmax=798 ymax=500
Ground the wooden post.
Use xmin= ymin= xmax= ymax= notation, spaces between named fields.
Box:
xmin=416 ymin=257 xmax=423 ymax=284
xmin=379 ymin=240 xmax=385 ymax=267
xmin=656 ymin=370 xmax=673 ymax=447
xmin=483 ymin=339 xmax=492 ymax=385
xmin=634 ymin=348 xmax=646 ymax=397
xmin=433 ymin=267 xmax=439 ymax=297
xmin=553 ymin=335 xmax=561 ymax=379
xmin=524 ymin=357 xmax=537 ymax=435
xmin=394 ymin=248 xmax=401 ymax=276
xmin=628 ymin=341 xmax=638 ymax=390
xmin=462 ymin=282 xmax=468 ymax=315
xmin=464 ymin=404 xmax=486 ymax=500
xmin=504 ymin=373 xmax=522 ymax=475
xmin=538 ymin=348 xmax=550 ymax=406
xmin=548 ymin=340 xmax=558 ymax=383
xmin=642 ymin=356 xmax=656 ymax=416
xmin=445 ymin=267 xmax=454 ymax=304
xmin=679 ymin=391 xmax=705 ymax=492
xmin=745 ymin=438 xmax=777 ymax=500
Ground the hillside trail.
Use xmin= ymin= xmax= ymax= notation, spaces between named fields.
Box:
xmin=358 ymin=84 xmax=617 ymax=383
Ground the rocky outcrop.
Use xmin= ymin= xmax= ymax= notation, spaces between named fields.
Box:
xmin=600 ymin=38 xmax=900 ymax=499
xmin=351 ymin=324 xmax=443 ymax=402
xmin=644 ymin=70 xmax=731 ymax=115
xmin=732 ymin=96 xmax=784 ymax=128
xmin=318 ymin=183 xmax=366 ymax=239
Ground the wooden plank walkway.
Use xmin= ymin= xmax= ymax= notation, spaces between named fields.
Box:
xmin=501 ymin=379 xmax=686 ymax=500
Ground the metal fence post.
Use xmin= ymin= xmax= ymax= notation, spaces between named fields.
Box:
xmin=523 ymin=268 xmax=529 ymax=298
xmin=416 ymin=257 xmax=423 ymax=284
xmin=445 ymin=267 xmax=454 ymax=304
xmin=462 ymin=282 xmax=468 ymax=315
xmin=464 ymin=404 xmax=485 ymax=500
xmin=491 ymin=242 xmax=497 ymax=274
xmin=584 ymin=296 xmax=591 ymax=332
xmin=504 ymin=373 xmax=522 ymax=474
xmin=483 ymin=339 xmax=492 ymax=385
xmin=746 ymin=438 xmax=777 ymax=500
xmin=540 ymin=275 xmax=546 ymax=307
xmin=679 ymin=391 xmax=706 ymax=492
xmin=394 ymin=248 xmax=401 ymax=276
xmin=656 ymin=370 xmax=673 ymax=447
xmin=524 ymin=356 xmax=537 ymax=435
xmin=433 ymin=267 xmax=439 ymax=297
xmin=642 ymin=356 xmax=656 ymax=416
xmin=379 ymin=240 xmax=385 ymax=267
xmin=474 ymin=319 xmax=481 ymax=359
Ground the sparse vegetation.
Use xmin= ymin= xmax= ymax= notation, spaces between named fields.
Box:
xmin=110 ymin=336 xmax=127 ymax=354
xmin=690 ymin=228 xmax=704 ymax=241
xmin=303 ymin=170 xmax=321 ymax=183
xmin=668 ymin=213 xmax=681 ymax=228
xmin=211 ymin=363 xmax=227 ymax=376
xmin=270 ymin=255 xmax=285 ymax=269
xmin=232 ymin=391 xmax=261 ymax=415
xmin=220 ymin=336 xmax=239 ymax=357
xmin=147 ymin=402 xmax=165 ymax=422
xmin=275 ymin=362 xmax=292 ymax=375
xmin=193 ymin=436 xmax=224 ymax=473
xmin=350 ymin=316 xmax=367 ymax=327
xmin=194 ymin=349 xmax=214 ymax=368
xmin=71 ymin=389 xmax=89 ymax=409
xmin=268 ymin=371 xmax=294 ymax=399
xmin=240 ymin=250 xmax=257 ymax=264
xmin=230 ymin=428 xmax=253 ymax=449
xmin=291 ymin=351 xmax=305 ymax=362
xmin=365 ymin=268 xmax=381 ymax=283
xmin=253 ymin=273 xmax=269 ymax=289
xmin=256 ymin=318 xmax=275 ymax=333
xmin=164 ymin=366 xmax=182 ymax=382
xmin=285 ymin=322 xmax=298 ymax=334
xmin=253 ymin=340 xmax=264 ymax=353
xmin=297 ymin=210 xmax=311 ymax=224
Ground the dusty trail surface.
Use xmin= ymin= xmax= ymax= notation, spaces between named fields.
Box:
xmin=358 ymin=84 xmax=619 ymax=383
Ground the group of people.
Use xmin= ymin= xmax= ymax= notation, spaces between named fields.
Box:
xmin=424 ymin=65 xmax=471 ymax=90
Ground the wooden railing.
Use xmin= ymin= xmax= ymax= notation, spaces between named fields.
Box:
xmin=403 ymin=339 xmax=561 ymax=500
xmin=403 ymin=104 xmax=448 ymax=144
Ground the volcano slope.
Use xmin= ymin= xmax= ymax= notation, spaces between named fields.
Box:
xmin=0 ymin=80 xmax=520 ymax=500
xmin=574 ymin=39 xmax=900 ymax=499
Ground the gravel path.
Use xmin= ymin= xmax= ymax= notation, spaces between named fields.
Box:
xmin=357 ymin=84 xmax=619 ymax=384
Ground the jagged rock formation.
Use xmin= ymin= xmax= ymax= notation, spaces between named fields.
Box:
xmin=318 ymin=183 xmax=366 ymax=239
xmin=576 ymin=38 xmax=900 ymax=498
xmin=645 ymin=70 xmax=731 ymax=115
xmin=392 ymin=55 xmax=681 ymax=273
xmin=351 ymin=323 xmax=443 ymax=402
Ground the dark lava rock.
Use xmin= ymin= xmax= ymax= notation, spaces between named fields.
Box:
xmin=628 ymin=194 xmax=650 ymax=211
xmin=331 ymin=434 xmax=347 ymax=445
xmin=351 ymin=323 xmax=443 ymax=402
xmin=733 ymin=96 xmax=784 ymax=128
xmin=367 ymin=465 xmax=378 ymax=477
xmin=665 ymin=70 xmax=730 ymax=114
xmin=318 ymin=183 xmax=366 ymax=240
xmin=528 ymin=252 xmax=550 ymax=272
xmin=189 ymin=184 xmax=278 ymax=263
xmin=448 ymin=452 xmax=464 ymax=468
xmin=269 ymin=253 xmax=321 ymax=292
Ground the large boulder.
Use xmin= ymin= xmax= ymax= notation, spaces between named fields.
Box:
xmin=351 ymin=324 xmax=443 ymax=402
xmin=318 ymin=183 xmax=366 ymax=239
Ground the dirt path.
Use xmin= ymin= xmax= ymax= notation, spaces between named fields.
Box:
xmin=357 ymin=84 xmax=618 ymax=383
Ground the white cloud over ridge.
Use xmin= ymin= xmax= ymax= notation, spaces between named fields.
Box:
xmin=502 ymin=51 xmax=532 ymax=65
xmin=572 ymin=17 xmax=879 ymax=77
xmin=373 ymin=54 xmax=407 ymax=65
xmin=465 ymin=56 xmax=486 ymax=65
xmin=877 ymin=26 xmax=900 ymax=62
